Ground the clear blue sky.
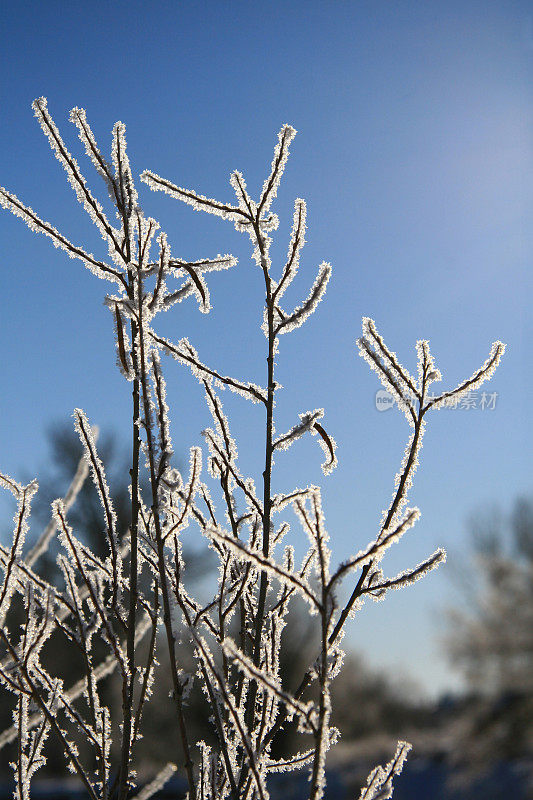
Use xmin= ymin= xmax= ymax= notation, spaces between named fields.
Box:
xmin=0 ymin=0 xmax=531 ymax=697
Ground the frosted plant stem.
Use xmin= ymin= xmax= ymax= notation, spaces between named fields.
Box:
xmin=309 ymin=515 xmax=331 ymax=800
xmin=0 ymin=484 xmax=33 ymax=627
xmin=236 ymin=218 xmax=286 ymax=798
xmin=117 ymin=279 xmax=141 ymax=800
xmin=112 ymin=137 xmax=144 ymax=794
xmin=113 ymin=182 xmax=134 ymax=800
xmin=134 ymin=265 xmax=196 ymax=800
xmin=229 ymin=220 xmax=274 ymax=799
xmin=244 ymin=225 xmax=274 ymax=738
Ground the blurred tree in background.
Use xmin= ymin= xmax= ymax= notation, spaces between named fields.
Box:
xmin=446 ymin=496 xmax=533 ymax=783
xmin=330 ymin=654 xmax=428 ymax=742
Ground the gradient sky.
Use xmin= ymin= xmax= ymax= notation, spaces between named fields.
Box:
xmin=0 ymin=0 xmax=531 ymax=697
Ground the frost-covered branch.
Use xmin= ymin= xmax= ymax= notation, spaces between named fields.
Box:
xmin=0 ymin=104 xmax=504 ymax=800
xmin=359 ymin=741 xmax=412 ymax=800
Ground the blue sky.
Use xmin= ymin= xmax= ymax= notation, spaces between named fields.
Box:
xmin=0 ymin=0 xmax=531 ymax=697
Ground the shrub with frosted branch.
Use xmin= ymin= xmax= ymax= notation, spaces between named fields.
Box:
xmin=0 ymin=101 xmax=504 ymax=800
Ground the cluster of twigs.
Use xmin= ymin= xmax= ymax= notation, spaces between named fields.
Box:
xmin=0 ymin=100 xmax=504 ymax=800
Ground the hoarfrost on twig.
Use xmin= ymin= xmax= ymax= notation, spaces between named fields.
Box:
xmin=359 ymin=741 xmax=412 ymax=800
xmin=0 ymin=103 xmax=505 ymax=800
